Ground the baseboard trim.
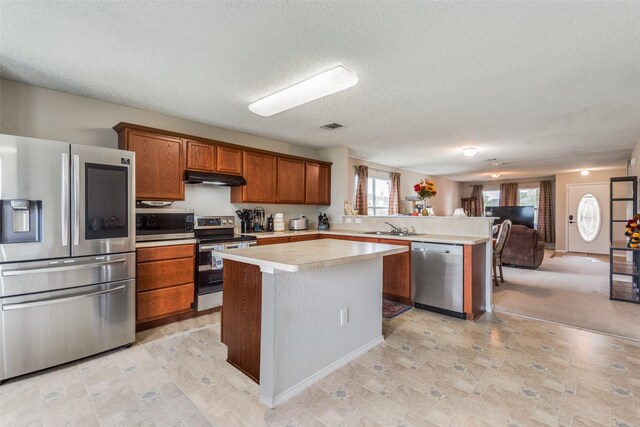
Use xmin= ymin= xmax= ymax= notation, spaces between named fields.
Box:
xmin=259 ymin=335 xmax=384 ymax=408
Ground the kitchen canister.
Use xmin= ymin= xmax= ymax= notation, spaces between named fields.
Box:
xmin=274 ymin=212 xmax=285 ymax=231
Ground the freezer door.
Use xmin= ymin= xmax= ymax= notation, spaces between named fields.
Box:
xmin=71 ymin=144 xmax=135 ymax=257
xmin=0 ymin=135 xmax=71 ymax=263
xmin=0 ymin=279 xmax=135 ymax=381
xmin=0 ymin=252 xmax=135 ymax=298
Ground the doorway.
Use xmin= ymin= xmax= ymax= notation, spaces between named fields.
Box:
xmin=567 ymin=183 xmax=609 ymax=255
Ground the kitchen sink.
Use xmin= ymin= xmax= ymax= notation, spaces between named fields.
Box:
xmin=362 ymin=231 xmax=417 ymax=237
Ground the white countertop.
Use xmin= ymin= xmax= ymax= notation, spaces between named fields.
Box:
xmin=213 ymin=239 xmax=408 ymax=273
xmin=240 ymin=229 xmax=489 ymax=245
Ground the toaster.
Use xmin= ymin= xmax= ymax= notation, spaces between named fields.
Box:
xmin=289 ymin=216 xmax=309 ymax=231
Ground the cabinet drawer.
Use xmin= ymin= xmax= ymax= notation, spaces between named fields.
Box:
xmin=289 ymin=234 xmax=321 ymax=242
xmin=137 ymin=244 xmax=194 ymax=263
xmin=353 ymin=237 xmax=379 ymax=243
xmin=257 ymin=237 xmax=291 ymax=245
xmin=322 ymin=235 xmax=354 ymax=241
xmin=137 ymin=283 xmax=194 ymax=322
xmin=378 ymin=239 xmax=411 ymax=247
xmin=137 ymin=258 xmax=195 ymax=291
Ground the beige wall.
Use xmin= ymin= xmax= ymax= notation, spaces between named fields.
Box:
xmin=555 ymin=168 xmax=627 ymax=251
xmin=0 ymin=79 xmax=331 ymax=222
xmin=347 ymin=157 xmax=462 ymax=217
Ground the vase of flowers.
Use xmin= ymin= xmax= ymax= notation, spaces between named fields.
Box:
xmin=414 ymin=179 xmax=437 ymax=215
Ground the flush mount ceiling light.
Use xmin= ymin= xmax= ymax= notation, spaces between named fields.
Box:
xmin=248 ymin=66 xmax=358 ymax=117
xmin=462 ymin=147 xmax=478 ymax=157
xmin=491 ymin=173 xmax=501 ymax=178
xmin=580 ymin=170 xmax=590 ymax=176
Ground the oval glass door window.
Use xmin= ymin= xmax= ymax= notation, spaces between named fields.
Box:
xmin=577 ymin=193 xmax=601 ymax=242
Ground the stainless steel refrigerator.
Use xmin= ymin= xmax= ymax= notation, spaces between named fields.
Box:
xmin=0 ymin=134 xmax=136 ymax=382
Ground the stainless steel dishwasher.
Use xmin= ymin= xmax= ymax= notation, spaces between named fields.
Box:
xmin=411 ymin=241 xmax=465 ymax=318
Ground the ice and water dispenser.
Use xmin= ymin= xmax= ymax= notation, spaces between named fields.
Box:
xmin=0 ymin=199 xmax=43 ymax=243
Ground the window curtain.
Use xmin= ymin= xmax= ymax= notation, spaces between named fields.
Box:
xmin=388 ymin=172 xmax=402 ymax=215
xmin=499 ymin=183 xmax=519 ymax=206
xmin=355 ymin=165 xmax=368 ymax=215
xmin=471 ymin=185 xmax=484 ymax=216
xmin=537 ymin=180 xmax=555 ymax=242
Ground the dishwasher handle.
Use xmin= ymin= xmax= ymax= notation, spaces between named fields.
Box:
xmin=412 ymin=248 xmax=450 ymax=254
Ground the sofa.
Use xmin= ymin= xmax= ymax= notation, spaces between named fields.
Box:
xmin=501 ymin=224 xmax=545 ymax=268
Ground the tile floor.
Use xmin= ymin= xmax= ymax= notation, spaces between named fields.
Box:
xmin=1 ymin=308 xmax=640 ymax=427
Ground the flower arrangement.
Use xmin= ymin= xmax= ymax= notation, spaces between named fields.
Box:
xmin=625 ymin=214 xmax=640 ymax=248
xmin=414 ymin=179 xmax=437 ymax=200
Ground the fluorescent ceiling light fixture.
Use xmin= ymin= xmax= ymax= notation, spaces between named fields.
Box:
xmin=490 ymin=173 xmax=501 ymax=178
xmin=248 ymin=66 xmax=358 ymax=116
xmin=462 ymin=147 xmax=478 ymax=157
xmin=580 ymin=170 xmax=590 ymax=176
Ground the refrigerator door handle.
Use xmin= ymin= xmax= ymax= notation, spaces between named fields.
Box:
xmin=1 ymin=285 xmax=126 ymax=311
xmin=61 ymin=152 xmax=69 ymax=247
xmin=2 ymin=258 xmax=126 ymax=277
xmin=72 ymin=154 xmax=80 ymax=246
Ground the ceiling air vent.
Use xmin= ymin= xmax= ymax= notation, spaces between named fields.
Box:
xmin=320 ymin=123 xmax=343 ymax=130
xmin=484 ymin=157 xmax=500 ymax=162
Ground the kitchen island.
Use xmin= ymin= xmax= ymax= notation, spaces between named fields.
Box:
xmin=214 ymin=239 xmax=408 ymax=408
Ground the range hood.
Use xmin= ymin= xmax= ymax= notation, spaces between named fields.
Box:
xmin=184 ymin=170 xmax=247 ymax=186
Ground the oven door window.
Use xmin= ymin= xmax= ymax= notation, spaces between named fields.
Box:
xmin=85 ymin=163 xmax=128 ymax=240
xmin=198 ymin=245 xmax=223 ymax=295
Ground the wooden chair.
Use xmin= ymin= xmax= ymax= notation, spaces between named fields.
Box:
xmin=493 ymin=220 xmax=512 ymax=286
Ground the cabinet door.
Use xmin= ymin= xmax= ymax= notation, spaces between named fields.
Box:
xmin=232 ymin=151 xmax=277 ymax=203
xmin=379 ymin=239 xmax=411 ymax=304
xmin=277 ymin=157 xmax=305 ymax=203
xmin=126 ymin=131 xmax=184 ymax=201
xmin=305 ymin=162 xmax=331 ymax=205
xmin=216 ymin=146 xmax=243 ymax=175
xmin=186 ymin=140 xmax=215 ymax=172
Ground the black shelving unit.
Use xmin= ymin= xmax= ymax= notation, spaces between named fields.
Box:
xmin=610 ymin=176 xmax=639 ymax=303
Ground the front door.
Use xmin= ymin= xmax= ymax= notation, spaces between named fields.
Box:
xmin=567 ymin=183 xmax=609 ymax=254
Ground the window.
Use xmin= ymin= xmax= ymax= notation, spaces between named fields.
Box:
xmin=577 ymin=193 xmax=601 ymax=242
xmin=483 ymin=190 xmax=500 ymax=207
xmin=367 ymin=177 xmax=390 ymax=216
xmin=519 ymin=188 xmax=539 ymax=226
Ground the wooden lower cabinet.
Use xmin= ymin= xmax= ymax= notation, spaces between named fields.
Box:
xmin=464 ymin=243 xmax=487 ymax=320
xmin=222 ymin=260 xmax=262 ymax=383
xmin=136 ymin=244 xmax=195 ymax=325
xmin=321 ymin=234 xmax=354 ymax=241
xmin=378 ymin=239 xmax=412 ymax=305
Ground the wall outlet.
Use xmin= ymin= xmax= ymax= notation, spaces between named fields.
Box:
xmin=340 ymin=308 xmax=349 ymax=325
xmin=345 ymin=218 xmax=352 ymax=223
xmin=355 ymin=218 xmax=362 ymax=223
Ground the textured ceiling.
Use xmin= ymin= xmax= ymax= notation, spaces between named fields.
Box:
xmin=1 ymin=1 xmax=640 ymax=181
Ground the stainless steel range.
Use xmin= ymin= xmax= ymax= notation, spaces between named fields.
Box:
xmin=0 ymin=134 xmax=136 ymax=383
xmin=194 ymin=216 xmax=257 ymax=311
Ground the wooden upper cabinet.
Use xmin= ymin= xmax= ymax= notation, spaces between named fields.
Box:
xmin=305 ymin=162 xmax=331 ymax=205
xmin=231 ymin=151 xmax=277 ymax=203
xmin=216 ymin=146 xmax=243 ymax=175
xmin=117 ymin=129 xmax=184 ymax=201
xmin=277 ymin=157 xmax=305 ymax=203
xmin=186 ymin=140 xmax=215 ymax=172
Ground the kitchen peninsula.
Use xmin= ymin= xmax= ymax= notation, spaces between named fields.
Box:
xmin=214 ymin=239 xmax=408 ymax=408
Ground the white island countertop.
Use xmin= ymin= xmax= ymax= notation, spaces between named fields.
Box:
xmin=213 ymin=239 xmax=408 ymax=273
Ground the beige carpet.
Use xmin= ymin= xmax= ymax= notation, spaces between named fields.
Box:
xmin=493 ymin=250 xmax=640 ymax=341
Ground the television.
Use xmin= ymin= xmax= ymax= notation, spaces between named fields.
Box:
xmin=485 ymin=205 xmax=535 ymax=229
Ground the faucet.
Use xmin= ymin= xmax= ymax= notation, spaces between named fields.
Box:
xmin=385 ymin=222 xmax=401 ymax=233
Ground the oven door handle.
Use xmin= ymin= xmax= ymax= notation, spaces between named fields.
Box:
xmin=225 ymin=243 xmax=241 ymax=249
xmin=200 ymin=245 xmax=218 ymax=251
